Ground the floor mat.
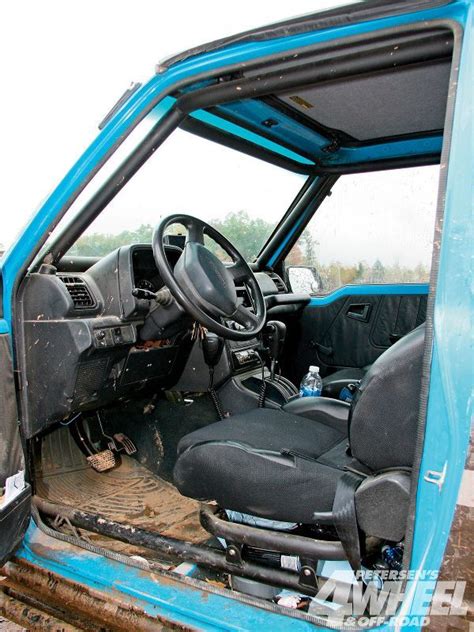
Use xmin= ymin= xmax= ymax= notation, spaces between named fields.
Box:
xmin=37 ymin=427 xmax=208 ymax=550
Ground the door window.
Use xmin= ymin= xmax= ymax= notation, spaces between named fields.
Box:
xmin=286 ymin=166 xmax=439 ymax=294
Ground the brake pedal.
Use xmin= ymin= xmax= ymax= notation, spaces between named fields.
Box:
xmin=113 ymin=433 xmax=137 ymax=456
xmin=87 ymin=449 xmax=116 ymax=472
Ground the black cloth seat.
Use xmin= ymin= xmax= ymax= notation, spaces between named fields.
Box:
xmin=173 ymin=324 xmax=425 ymax=525
xmin=174 ymin=408 xmax=352 ymax=523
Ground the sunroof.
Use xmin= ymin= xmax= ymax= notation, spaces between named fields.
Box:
xmin=276 ymin=60 xmax=451 ymax=142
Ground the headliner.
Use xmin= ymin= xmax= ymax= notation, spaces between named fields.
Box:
xmin=175 ymin=27 xmax=453 ymax=173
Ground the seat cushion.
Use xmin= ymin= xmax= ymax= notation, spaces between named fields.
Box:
xmin=174 ymin=408 xmax=352 ymax=523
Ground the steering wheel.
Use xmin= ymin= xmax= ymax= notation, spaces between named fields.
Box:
xmin=152 ymin=214 xmax=266 ymax=341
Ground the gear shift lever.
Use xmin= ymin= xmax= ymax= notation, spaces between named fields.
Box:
xmin=262 ymin=320 xmax=287 ymax=380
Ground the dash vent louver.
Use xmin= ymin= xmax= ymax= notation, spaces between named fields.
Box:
xmin=268 ymin=272 xmax=287 ymax=293
xmin=59 ymin=276 xmax=96 ymax=309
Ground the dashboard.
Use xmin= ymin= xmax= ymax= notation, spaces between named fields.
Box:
xmin=20 ymin=243 xmax=309 ymax=438
xmin=132 ymin=246 xmax=181 ymax=293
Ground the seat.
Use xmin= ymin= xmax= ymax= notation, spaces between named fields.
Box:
xmin=174 ymin=324 xmax=425 ymax=526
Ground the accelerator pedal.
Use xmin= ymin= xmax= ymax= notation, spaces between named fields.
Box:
xmin=113 ymin=433 xmax=137 ymax=456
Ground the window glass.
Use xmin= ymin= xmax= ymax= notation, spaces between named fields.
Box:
xmin=286 ymin=166 xmax=439 ymax=294
xmin=60 ymin=128 xmax=305 ymax=261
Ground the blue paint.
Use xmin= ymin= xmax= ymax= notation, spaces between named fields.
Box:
xmin=397 ymin=2 xmax=473 ymax=625
xmin=3 ymin=2 xmax=471 ymax=629
xmin=267 ymin=200 xmax=315 ymax=266
xmin=190 ymin=108 xmax=315 ymax=165
xmin=331 ymin=135 xmax=443 ymax=164
xmin=18 ymin=522 xmax=318 ymax=631
xmin=214 ymin=100 xmax=330 ymax=157
xmin=0 ymin=320 xmax=10 ymax=335
xmin=308 ymin=283 xmax=429 ymax=306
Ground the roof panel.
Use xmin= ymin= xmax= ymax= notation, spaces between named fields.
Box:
xmin=277 ymin=60 xmax=450 ymax=141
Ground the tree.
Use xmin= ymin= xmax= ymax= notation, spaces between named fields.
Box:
xmin=70 ymin=224 xmax=154 ymax=256
xmin=210 ymin=210 xmax=273 ymax=261
xmin=371 ymin=259 xmax=386 ymax=283
xmin=301 ymin=230 xmax=318 ymax=266
xmin=69 ymin=212 xmax=274 ymax=262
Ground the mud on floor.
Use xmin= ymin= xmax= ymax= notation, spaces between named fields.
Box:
xmin=37 ymin=427 xmax=208 ymax=558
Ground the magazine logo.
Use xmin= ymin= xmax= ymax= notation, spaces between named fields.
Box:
xmin=311 ymin=572 xmax=467 ymax=627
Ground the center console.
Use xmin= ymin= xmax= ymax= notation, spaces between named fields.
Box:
xmin=228 ymin=338 xmax=262 ymax=373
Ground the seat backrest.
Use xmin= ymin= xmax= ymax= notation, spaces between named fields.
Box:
xmin=349 ymin=323 xmax=425 ymax=472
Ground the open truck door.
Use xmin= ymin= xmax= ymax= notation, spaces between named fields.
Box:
xmin=0 ymin=272 xmax=31 ymax=566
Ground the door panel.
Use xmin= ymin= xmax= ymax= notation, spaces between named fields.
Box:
xmin=287 ymin=286 xmax=427 ymax=383
xmin=370 ymin=293 xmax=427 ymax=348
xmin=0 ymin=331 xmax=31 ymax=565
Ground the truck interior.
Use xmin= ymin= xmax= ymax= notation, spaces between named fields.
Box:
xmin=10 ymin=18 xmax=457 ymax=621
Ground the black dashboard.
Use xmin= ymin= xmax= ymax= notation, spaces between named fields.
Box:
xmin=20 ymin=244 xmax=309 ymax=438
xmin=132 ymin=245 xmax=181 ymax=294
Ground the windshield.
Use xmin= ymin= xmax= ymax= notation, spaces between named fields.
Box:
xmin=65 ymin=128 xmax=305 ymax=261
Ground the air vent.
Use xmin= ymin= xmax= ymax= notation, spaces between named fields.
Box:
xmin=59 ymin=276 xmax=96 ymax=309
xmin=268 ymin=272 xmax=287 ymax=294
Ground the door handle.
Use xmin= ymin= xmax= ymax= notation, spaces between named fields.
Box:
xmin=346 ymin=303 xmax=372 ymax=322
xmin=310 ymin=341 xmax=333 ymax=355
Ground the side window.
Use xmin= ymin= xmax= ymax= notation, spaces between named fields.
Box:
xmin=285 ymin=166 xmax=439 ymax=295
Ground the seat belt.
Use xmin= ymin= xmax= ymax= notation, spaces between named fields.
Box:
xmin=331 ymin=471 xmax=365 ymax=574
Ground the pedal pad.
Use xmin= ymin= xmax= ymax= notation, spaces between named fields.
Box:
xmin=87 ymin=449 xmax=116 ymax=472
xmin=113 ymin=433 xmax=137 ymax=456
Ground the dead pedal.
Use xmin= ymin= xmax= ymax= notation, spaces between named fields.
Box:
xmin=113 ymin=433 xmax=137 ymax=456
xmin=87 ymin=449 xmax=116 ymax=472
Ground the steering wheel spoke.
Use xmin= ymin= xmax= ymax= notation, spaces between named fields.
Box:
xmin=186 ymin=219 xmax=205 ymax=245
xmin=232 ymin=304 xmax=259 ymax=330
xmin=228 ymin=260 xmax=248 ymax=283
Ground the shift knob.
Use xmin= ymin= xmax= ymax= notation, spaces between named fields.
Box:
xmin=202 ymin=332 xmax=225 ymax=368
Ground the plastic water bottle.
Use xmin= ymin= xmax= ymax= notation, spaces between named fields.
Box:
xmin=299 ymin=365 xmax=322 ymax=397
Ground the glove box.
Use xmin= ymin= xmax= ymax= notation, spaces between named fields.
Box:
xmin=120 ymin=345 xmax=180 ymax=386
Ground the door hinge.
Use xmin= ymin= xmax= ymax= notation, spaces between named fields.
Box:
xmin=424 ymin=461 xmax=447 ymax=492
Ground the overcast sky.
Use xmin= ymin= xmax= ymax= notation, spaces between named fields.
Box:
xmin=0 ymin=0 xmax=439 ymax=267
xmin=0 ymin=0 xmax=342 ymax=250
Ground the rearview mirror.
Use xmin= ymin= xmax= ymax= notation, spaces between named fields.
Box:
xmin=286 ymin=265 xmax=322 ymax=294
